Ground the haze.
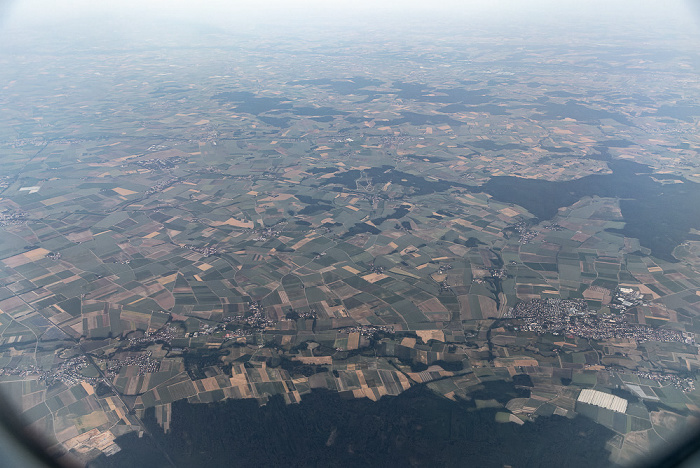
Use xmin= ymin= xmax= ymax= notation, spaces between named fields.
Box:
xmin=1 ymin=0 xmax=699 ymax=47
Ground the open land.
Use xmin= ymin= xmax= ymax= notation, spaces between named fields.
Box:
xmin=0 ymin=15 xmax=700 ymax=468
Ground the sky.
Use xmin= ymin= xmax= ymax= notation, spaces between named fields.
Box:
xmin=2 ymin=0 xmax=699 ymax=29
xmin=0 ymin=0 xmax=699 ymax=52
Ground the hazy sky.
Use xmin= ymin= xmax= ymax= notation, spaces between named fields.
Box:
xmin=2 ymin=0 xmax=699 ymax=28
xmin=1 ymin=0 xmax=699 ymax=51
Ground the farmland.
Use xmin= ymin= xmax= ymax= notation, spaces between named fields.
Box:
xmin=1 ymin=11 xmax=700 ymax=467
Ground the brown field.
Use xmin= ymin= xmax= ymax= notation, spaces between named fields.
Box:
xmin=417 ymin=297 xmax=449 ymax=314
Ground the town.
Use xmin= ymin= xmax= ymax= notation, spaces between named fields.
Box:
xmin=506 ymin=299 xmax=685 ymax=343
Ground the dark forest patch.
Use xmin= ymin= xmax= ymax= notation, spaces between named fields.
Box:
xmin=92 ymin=385 xmax=617 ymax=468
xmin=478 ymin=159 xmax=700 ymax=262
